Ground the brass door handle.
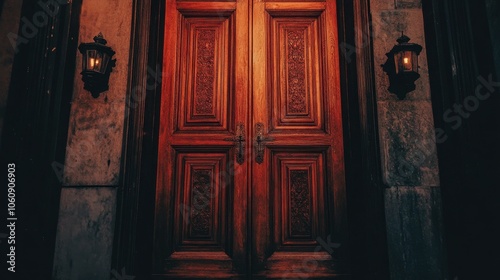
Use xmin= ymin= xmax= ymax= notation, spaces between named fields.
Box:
xmin=254 ymin=122 xmax=274 ymax=164
xmin=224 ymin=122 xmax=245 ymax=164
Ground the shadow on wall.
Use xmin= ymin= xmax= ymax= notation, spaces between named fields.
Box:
xmin=0 ymin=0 xmax=23 ymax=148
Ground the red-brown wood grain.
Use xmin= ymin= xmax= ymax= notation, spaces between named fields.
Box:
xmin=154 ymin=0 xmax=349 ymax=278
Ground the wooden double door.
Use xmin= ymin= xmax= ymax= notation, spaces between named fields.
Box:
xmin=154 ymin=0 xmax=349 ymax=278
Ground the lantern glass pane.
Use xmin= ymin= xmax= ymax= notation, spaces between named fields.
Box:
xmin=81 ymin=51 xmax=87 ymax=71
xmin=402 ymin=51 xmax=413 ymax=72
xmin=86 ymin=50 xmax=97 ymax=71
xmin=412 ymin=51 xmax=419 ymax=72
xmin=394 ymin=52 xmax=401 ymax=74
xmin=395 ymin=51 xmax=414 ymax=74
xmin=94 ymin=52 xmax=104 ymax=73
xmin=100 ymin=54 xmax=110 ymax=74
xmin=84 ymin=50 xmax=93 ymax=71
xmin=394 ymin=53 xmax=400 ymax=74
xmin=82 ymin=58 xmax=86 ymax=71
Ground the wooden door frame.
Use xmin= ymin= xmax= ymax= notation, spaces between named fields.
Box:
xmin=112 ymin=0 xmax=390 ymax=279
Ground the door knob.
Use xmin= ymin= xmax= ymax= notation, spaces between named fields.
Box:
xmin=224 ymin=122 xmax=245 ymax=164
xmin=254 ymin=122 xmax=274 ymax=164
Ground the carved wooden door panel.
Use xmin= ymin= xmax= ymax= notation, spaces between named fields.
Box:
xmin=251 ymin=0 xmax=349 ymax=278
xmin=154 ymin=0 xmax=348 ymax=278
xmin=154 ymin=0 xmax=250 ymax=278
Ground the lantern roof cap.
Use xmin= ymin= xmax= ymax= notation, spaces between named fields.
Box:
xmin=386 ymin=33 xmax=423 ymax=56
xmin=78 ymin=33 xmax=115 ymax=56
xmin=396 ymin=33 xmax=411 ymax=44
xmin=93 ymin=33 xmax=107 ymax=45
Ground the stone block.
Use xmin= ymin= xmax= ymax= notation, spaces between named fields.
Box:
xmin=384 ymin=187 xmax=446 ymax=280
xmin=369 ymin=0 xmax=396 ymax=12
xmin=52 ymin=188 xmax=117 ymax=280
xmin=395 ymin=0 xmax=422 ymax=9
xmin=63 ymin=101 xmax=125 ymax=186
xmin=378 ymin=100 xmax=440 ymax=186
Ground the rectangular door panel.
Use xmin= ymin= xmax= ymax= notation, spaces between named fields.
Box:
xmin=269 ymin=14 xmax=326 ymax=133
xmin=271 ymin=151 xmax=328 ymax=247
xmin=174 ymin=152 xmax=231 ymax=248
xmin=263 ymin=149 xmax=349 ymax=278
xmin=176 ymin=11 xmax=235 ymax=132
xmin=160 ymin=150 xmax=236 ymax=277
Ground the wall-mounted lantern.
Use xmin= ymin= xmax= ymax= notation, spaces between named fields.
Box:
xmin=382 ymin=33 xmax=423 ymax=99
xmin=78 ymin=33 xmax=116 ymax=98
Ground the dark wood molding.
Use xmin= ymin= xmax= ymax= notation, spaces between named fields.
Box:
xmin=337 ymin=0 xmax=389 ymax=279
xmin=114 ymin=0 xmax=390 ymax=278
xmin=112 ymin=0 xmax=151 ymax=274
xmin=0 ymin=0 xmax=81 ymax=279
xmin=112 ymin=0 xmax=163 ymax=276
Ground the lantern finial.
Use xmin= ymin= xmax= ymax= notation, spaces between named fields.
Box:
xmin=396 ymin=34 xmax=411 ymax=44
xmin=93 ymin=33 xmax=107 ymax=45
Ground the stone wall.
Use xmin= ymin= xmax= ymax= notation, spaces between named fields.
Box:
xmin=52 ymin=0 xmax=133 ymax=279
xmin=52 ymin=188 xmax=117 ymax=280
xmin=369 ymin=0 xmax=447 ymax=279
